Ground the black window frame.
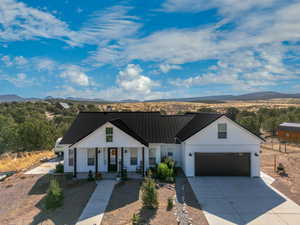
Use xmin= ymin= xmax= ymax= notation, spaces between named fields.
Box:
xmin=218 ymin=123 xmax=227 ymax=139
xmin=87 ymin=149 xmax=95 ymax=166
xmin=106 ymin=127 xmax=113 ymax=142
xmin=130 ymin=148 xmax=138 ymax=165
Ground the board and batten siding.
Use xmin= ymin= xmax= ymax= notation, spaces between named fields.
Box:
xmin=183 ymin=116 xmax=262 ymax=177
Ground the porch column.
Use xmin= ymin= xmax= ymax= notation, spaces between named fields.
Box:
xmin=95 ymin=147 xmax=98 ymax=174
xmin=142 ymin=147 xmax=145 ymax=177
xmin=73 ymin=148 xmax=77 ymax=178
xmin=121 ymin=147 xmax=124 ymax=177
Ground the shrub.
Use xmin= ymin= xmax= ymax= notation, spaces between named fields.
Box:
xmin=87 ymin=170 xmax=95 ymax=181
xmin=157 ymin=163 xmax=169 ymax=179
xmin=55 ymin=163 xmax=64 ymax=173
xmin=141 ymin=176 xmax=158 ymax=208
xmin=164 ymin=157 xmax=175 ymax=169
xmin=157 ymin=162 xmax=174 ymax=182
xmin=132 ymin=213 xmax=141 ymax=225
xmin=167 ymin=197 xmax=174 ymax=210
xmin=45 ymin=179 xmax=64 ymax=209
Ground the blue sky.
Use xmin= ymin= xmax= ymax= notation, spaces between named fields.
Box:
xmin=0 ymin=0 xmax=300 ymax=100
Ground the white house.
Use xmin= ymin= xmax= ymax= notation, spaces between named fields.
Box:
xmin=61 ymin=112 xmax=263 ymax=178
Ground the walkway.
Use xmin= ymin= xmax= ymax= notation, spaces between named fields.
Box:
xmin=188 ymin=173 xmax=300 ymax=225
xmin=24 ymin=158 xmax=62 ymax=175
xmin=76 ymin=180 xmax=116 ymax=225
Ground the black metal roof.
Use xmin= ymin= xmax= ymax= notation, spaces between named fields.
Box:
xmin=61 ymin=111 xmax=262 ymax=146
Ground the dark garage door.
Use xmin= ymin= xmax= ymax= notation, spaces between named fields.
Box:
xmin=195 ymin=153 xmax=250 ymax=176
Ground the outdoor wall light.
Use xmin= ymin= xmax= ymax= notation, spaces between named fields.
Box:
xmin=254 ymin=152 xmax=259 ymax=156
xmin=189 ymin=152 xmax=192 ymax=157
xmin=125 ymin=149 xmax=128 ymax=153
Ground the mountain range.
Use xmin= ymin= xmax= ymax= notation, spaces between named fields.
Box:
xmin=1 ymin=92 xmax=300 ymax=103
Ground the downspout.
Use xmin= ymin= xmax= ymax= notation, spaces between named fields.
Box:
xmin=73 ymin=148 xmax=77 ymax=178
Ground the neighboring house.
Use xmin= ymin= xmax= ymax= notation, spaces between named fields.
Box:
xmin=54 ymin=137 xmax=68 ymax=155
xmin=57 ymin=102 xmax=70 ymax=110
xmin=61 ymin=112 xmax=264 ymax=178
xmin=278 ymin=122 xmax=300 ymax=143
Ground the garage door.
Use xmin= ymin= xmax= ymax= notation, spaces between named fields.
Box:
xmin=195 ymin=153 xmax=250 ymax=176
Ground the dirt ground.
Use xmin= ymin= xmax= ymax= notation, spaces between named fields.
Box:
xmin=102 ymin=179 xmax=178 ymax=225
xmin=102 ymin=175 xmax=208 ymax=225
xmin=0 ymin=173 xmax=96 ymax=225
xmin=261 ymin=143 xmax=300 ymax=205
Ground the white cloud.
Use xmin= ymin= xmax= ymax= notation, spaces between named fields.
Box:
xmin=59 ymin=66 xmax=90 ymax=86
xmin=48 ymin=64 xmax=166 ymax=101
xmin=160 ymin=0 xmax=278 ymax=15
xmin=159 ymin=64 xmax=182 ymax=73
xmin=117 ymin=64 xmax=159 ymax=95
xmin=1 ymin=55 xmax=28 ymax=66
xmin=0 ymin=0 xmax=71 ymax=42
xmin=0 ymin=72 xmax=35 ymax=87
xmin=33 ymin=57 xmax=56 ymax=72
xmin=72 ymin=6 xmax=141 ymax=45
xmin=14 ymin=56 xmax=28 ymax=65
xmin=170 ymin=44 xmax=297 ymax=90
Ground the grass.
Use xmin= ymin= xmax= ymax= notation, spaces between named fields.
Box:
xmin=0 ymin=150 xmax=55 ymax=172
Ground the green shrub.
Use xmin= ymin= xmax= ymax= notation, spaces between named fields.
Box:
xmin=87 ymin=170 xmax=95 ymax=181
xmin=157 ymin=163 xmax=169 ymax=179
xmin=132 ymin=213 xmax=141 ymax=225
xmin=45 ymin=179 xmax=64 ymax=209
xmin=55 ymin=163 xmax=64 ymax=173
xmin=167 ymin=197 xmax=174 ymax=210
xmin=157 ymin=162 xmax=174 ymax=182
xmin=141 ymin=176 xmax=158 ymax=208
xmin=164 ymin=157 xmax=175 ymax=169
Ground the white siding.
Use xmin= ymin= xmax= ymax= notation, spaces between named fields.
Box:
xmin=64 ymin=148 xmax=72 ymax=173
xmin=72 ymin=122 xmax=145 ymax=148
xmin=183 ymin=116 xmax=262 ymax=177
xmin=161 ymin=144 xmax=182 ymax=167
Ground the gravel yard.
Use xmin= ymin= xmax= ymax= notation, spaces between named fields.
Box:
xmin=0 ymin=173 xmax=96 ymax=225
xmin=261 ymin=143 xmax=300 ymax=205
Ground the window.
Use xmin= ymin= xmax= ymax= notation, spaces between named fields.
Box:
xmin=130 ymin=148 xmax=138 ymax=165
xmin=149 ymin=148 xmax=156 ymax=165
xmin=106 ymin=127 xmax=113 ymax=142
xmin=69 ymin=149 xmax=74 ymax=166
xmin=87 ymin=149 xmax=95 ymax=166
xmin=167 ymin=152 xmax=173 ymax=157
xmin=218 ymin=123 xmax=227 ymax=139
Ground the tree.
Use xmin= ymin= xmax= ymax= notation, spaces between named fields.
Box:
xmin=141 ymin=176 xmax=158 ymax=208
xmin=18 ymin=118 xmax=56 ymax=151
xmin=45 ymin=179 xmax=64 ymax=209
xmin=0 ymin=115 xmax=18 ymax=153
xmin=226 ymin=107 xmax=240 ymax=121
xmin=197 ymin=107 xmax=216 ymax=113
xmin=238 ymin=116 xmax=260 ymax=135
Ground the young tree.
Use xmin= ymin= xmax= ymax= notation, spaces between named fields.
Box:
xmin=141 ymin=176 xmax=158 ymax=209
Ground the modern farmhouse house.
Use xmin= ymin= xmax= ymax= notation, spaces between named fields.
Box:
xmin=61 ymin=112 xmax=264 ymax=178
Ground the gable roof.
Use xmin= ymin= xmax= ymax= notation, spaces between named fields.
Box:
xmin=61 ymin=111 xmax=263 ymax=146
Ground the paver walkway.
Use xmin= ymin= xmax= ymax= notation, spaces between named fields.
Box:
xmin=24 ymin=158 xmax=62 ymax=175
xmin=76 ymin=180 xmax=116 ymax=225
xmin=188 ymin=173 xmax=300 ymax=225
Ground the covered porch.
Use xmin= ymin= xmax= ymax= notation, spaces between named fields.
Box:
xmin=68 ymin=146 xmax=148 ymax=178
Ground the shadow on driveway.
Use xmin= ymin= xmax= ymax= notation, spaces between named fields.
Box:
xmin=188 ymin=176 xmax=300 ymax=224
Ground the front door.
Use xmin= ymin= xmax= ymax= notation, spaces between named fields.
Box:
xmin=108 ymin=148 xmax=118 ymax=172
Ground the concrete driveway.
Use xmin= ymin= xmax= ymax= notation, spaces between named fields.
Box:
xmin=188 ymin=174 xmax=300 ymax=225
xmin=24 ymin=158 xmax=62 ymax=175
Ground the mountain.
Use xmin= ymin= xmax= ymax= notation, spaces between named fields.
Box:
xmin=1 ymin=91 xmax=300 ymax=103
xmin=147 ymin=92 xmax=300 ymax=102
xmin=0 ymin=94 xmax=24 ymax=102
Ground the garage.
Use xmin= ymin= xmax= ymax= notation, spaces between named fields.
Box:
xmin=195 ymin=153 xmax=251 ymax=176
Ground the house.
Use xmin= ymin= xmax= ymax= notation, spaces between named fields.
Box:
xmin=61 ymin=112 xmax=264 ymax=178
xmin=278 ymin=122 xmax=300 ymax=143
xmin=57 ymin=102 xmax=70 ymax=110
